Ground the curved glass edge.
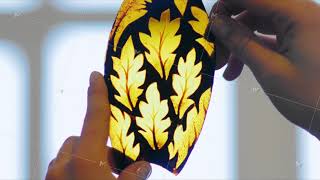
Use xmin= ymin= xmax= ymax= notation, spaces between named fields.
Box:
xmin=40 ymin=22 xmax=111 ymax=179
xmin=176 ymin=68 xmax=238 ymax=179
xmin=147 ymin=69 xmax=238 ymax=179
xmin=0 ymin=40 xmax=30 ymax=179
xmin=40 ymin=22 xmax=237 ymax=179
xmin=52 ymin=0 xmax=216 ymax=15
xmin=0 ymin=0 xmax=41 ymax=14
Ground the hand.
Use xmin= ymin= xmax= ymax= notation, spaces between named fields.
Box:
xmin=45 ymin=72 xmax=152 ymax=180
xmin=208 ymin=0 xmax=320 ymax=138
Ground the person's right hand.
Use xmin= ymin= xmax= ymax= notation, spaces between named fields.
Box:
xmin=207 ymin=0 xmax=320 ymax=139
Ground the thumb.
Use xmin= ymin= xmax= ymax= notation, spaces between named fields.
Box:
xmin=118 ymin=161 xmax=152 ymax=180
xmin=209 ymin=14 xmax=294 ymax=82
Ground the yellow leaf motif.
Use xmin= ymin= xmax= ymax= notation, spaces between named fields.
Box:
xmin=136 ymin=82 xmax=171 ymax=150
xmin=110 ymin=105 xmax=140 ymax=161
xmin=110 ymin=36 xmax=146 ymax=111
xmin=110 ymin=0 xmax=152 ymax=52
xmin=190 ymin=88 xmax=211 ymax=138
xmin=168 ymin=88 xmax=211 ymax=169
xmin=189 ymin=7 xmax=215 ymax=55
xmin=139 ymin=9 xmax=181 ymax=79
xmin=168 ymin=125 xmax=188 ymax=168
xmin=174 ymin=0 xmax=188 ymax=15
xmin=171 ymin=48 xmax=202 ymax=119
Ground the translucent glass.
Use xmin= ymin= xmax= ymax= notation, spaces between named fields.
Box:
xmin=160 ymin=69 xmax=238 ymax=179
xmin=41 ymin=22 xmax=236 ymax=179
xmin=0 ymin=40 xmax=29 ymax=179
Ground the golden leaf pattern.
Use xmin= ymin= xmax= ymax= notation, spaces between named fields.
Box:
xmin=139 ymin=9 xmax=181 ymax=79
xmin=107 ymin=0 xmax=215 ymax=173
xmin=168 ymin=88 xmax=211 ymax=168
xmin=190 ymin=88 xmax=211 ymax=138
xmin=136 ymin=82 xmax=171 ymax=150
xmin=174 ymin=0 xmax=188 ymax=15
xmin=110 ymin=105 xmax=140 ymax=161
xmin=171 ymin=48 xmax=202 ymax=119
xmin=168 ymin=125 xmax=188 ymax=168
xmin=110 ymin=0 xmax=152 ymax=52
xmin=189 ymin=6 xmax=215 ymax=55
xmin=110 ymin=36 xmax=146 ymax=111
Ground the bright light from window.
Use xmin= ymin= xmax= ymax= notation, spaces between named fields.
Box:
xmin=0 ymin=0 xmax=40 ymax=14
xmin=53 ymin=0 xmax=121 ymax=13
xmin=0 ymin=40 xmax=29 ymax=179
xmin=41 ymin=22 xmax=111 ymax=178
xmin=297 ymin=128 xmax=320 ymax=179
xmin=53 ymin=0 xmax=217 ymax=14
xmin=41 ymin=22 xmax=237 ymax=179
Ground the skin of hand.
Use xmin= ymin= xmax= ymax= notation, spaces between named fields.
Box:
xmin=45 ymin=72 xmax=152 ymax=180
xmin=207 ymin=0 xmax=320 ymax=139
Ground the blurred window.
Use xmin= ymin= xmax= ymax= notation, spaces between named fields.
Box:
xmin=0 ymin=41 xmax=29 ymax=179
xmin=0 ymin=0 xmax=39 ymax=14
xmin=41 ymin=22 xmax=112 ymax=177
xmin=52 ymin=0 xmax=121 ymax=13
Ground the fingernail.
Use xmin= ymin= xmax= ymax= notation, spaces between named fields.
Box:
xmin=223 ymin=66 xmax=232 ymax=81
xmin=136 ymin=163 xmax=152 ymax=180
xmin=90 ymin=71 xmax=101 ymax=85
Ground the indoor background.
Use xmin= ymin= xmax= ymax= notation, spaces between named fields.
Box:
xmin=0 ymin=0 xmax=319 ymax=179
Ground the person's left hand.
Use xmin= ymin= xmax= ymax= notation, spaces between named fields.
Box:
xmin=45 ymin=71 xmax=152 ymax=180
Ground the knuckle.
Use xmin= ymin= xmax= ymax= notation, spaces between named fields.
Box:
xmin=235 ymin=35 xmax=253 ymax=60
xmin=238 ymin=37 xmax=250 ymax=54
xmin=48 ymin=158 xmax=56 ymax=168
xmin=69 ymin=156 xmax=81 ymax=171
xmin=69 ymin=155 xmax=93 ymax=173
xmin=63 ymin=136 xmax=79 ymax=146
xmin=45 ymin=168 xmax=62 ymax=180
xmin=65 ymin=136 xmax=78 ymax=143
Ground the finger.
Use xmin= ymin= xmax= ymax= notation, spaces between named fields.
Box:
xmin=223 ymin=0 xmax=307 ymax=20
xmin=214 ymin=39 xmax=230 ymax=70
xmin=107 ymin=147 xmax=135 ymax=175
xmin=118 ymin=161 xmax=152 ymax=180
xmin=46 ymin=137 xmax=79 ymax=180
xmin=211 ymin=0 xmax=244 ymax=17
xmin=55 ymin=136 xmax=80 ymax=164
xmin=210 ymin=15 xmax=295 ymax=86
xmin=222 ymin=34 xmax=277 ymax=81
xmin=48 ymin=158 xmax=56 ymax=168
xmin=256 ymin=34 xmax=277 ymax=51
xmin=48 ymin=136 xmax=79 ymax=169
xmin=78 ymin=71 xmax=110 ymax=160
xmin=223 ymin=54 xmax=244 ymax=81
xmin=235 ymin=11 xmax=275 ymax=35
xmin=210 ymin=0 xmax=314 ymax=39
